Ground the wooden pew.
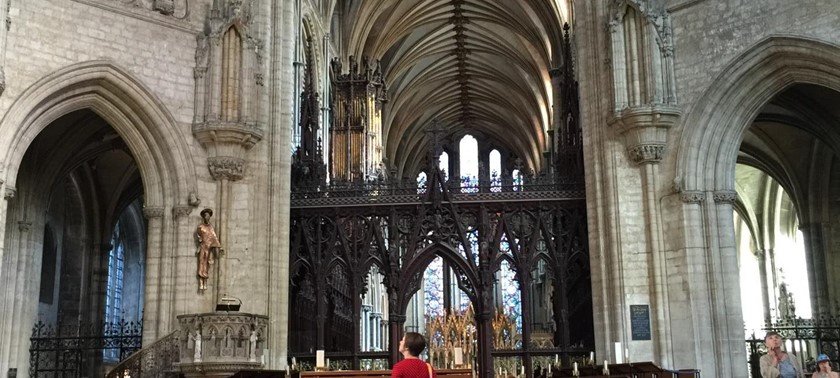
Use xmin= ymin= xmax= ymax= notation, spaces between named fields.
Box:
xmin=300 ymin=368 xmax=471 ymax=378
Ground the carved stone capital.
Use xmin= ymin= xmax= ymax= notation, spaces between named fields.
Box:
xmin=208 ymin=156 xmax=245 ymax=181
xmin=713 ymin=190 xmax=738 ymax=204
xmin=680 ymin=191 xmax=705 ymax=204
xmin=4 ymin=186 xmax=15 ymax=200
xmin=18 ymin=221 xmax=32 ymax=232
xmin=628 ymin=144 xmax=665 ymax=164
xmin=143 ymin=206 xmax=165 ymax=219
xmin=173 ymin=206 xmax=193 ymax=219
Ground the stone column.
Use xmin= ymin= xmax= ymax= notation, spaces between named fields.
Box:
xmin=142 ymin=206 xmax=165 ymax=345
xmin=799 ymin=223 xmax=830 ymax=317
xmin=710 ymin=190 xmax=745 ymax=376
xmin=171 ymin=206 xmax=195 ymax=323
xmin=756 ymin=249 xmax=772 ymax=326
xmin=0 ymin=186 xmax=17 ymax=377
xmin=611 ymin=106 xmax=680 ymax=368
xmin=10 ymin=221 xmax=32 ymax=378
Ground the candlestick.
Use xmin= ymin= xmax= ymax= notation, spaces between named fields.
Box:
xmin=316 ymin=350 xmax=325 ymax=368
xmin=554 ymin=354 xmax=559 ymax=365
xmin=589 ymin=351 xmax=594 ymax=364
xmin=602 ymin=360 xmax=610 ymax=375
xmin=572 ymin=362 xmax=579 ymax=377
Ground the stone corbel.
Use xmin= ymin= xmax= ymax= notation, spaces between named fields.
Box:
xmin=609 ymin=105 xmax=681 ymax=165
xmin=207 ymin=156 xmax=245 ymax=181
xmin=193 ymin=122 xmax=262 ymax=181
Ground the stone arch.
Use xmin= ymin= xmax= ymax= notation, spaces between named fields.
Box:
xmin=675 ymin=36 xmax=840 ymax=193
xmin=0 ymin=60 xmax=198 ymax=209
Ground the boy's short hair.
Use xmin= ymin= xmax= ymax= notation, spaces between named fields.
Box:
xmin=403 ymin=332 xmax=427 ymax=357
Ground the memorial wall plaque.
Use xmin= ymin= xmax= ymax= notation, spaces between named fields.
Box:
xmin=630 ymin=305 xmax=651 ymax=341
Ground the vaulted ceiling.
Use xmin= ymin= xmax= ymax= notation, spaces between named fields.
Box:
xmin=338 ymin=0 xmax=571 ymax=174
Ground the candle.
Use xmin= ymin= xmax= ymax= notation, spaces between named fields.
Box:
xmin=326 ymin=358 xmax=330 ymax=369
xmin=316 ymin=350 xmax=325 ymax=368
xmin=573 ymin=362 xmax=579 ymax=376
xmin=614 ymin=342 xmax=622 ymax=363
xmin=589 ymin=351 xmax=594 ymax=363
xmin=602 ymin=360 xmax=610 ymax=375
xmin=625 ymin=348 xmax=629 ymax=362
xmin=292 ymin=357 xmax=296 ymax=367
xmin=521 ymin=366 xmax=525 ymax=376
xmin=454 ymin=347 xmax=463 ymax=366
xmin=554 ymin=354 xmax=559 ymax=365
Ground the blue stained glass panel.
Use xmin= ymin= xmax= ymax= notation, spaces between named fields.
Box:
xmin=500 ymin=260 xmax=522 ymax=334
xmin=423 ymin=256 xmax=445 ymax=318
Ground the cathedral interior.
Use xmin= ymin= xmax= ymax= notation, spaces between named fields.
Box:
xmin=0 ymin=1 xmax=839 ymax=378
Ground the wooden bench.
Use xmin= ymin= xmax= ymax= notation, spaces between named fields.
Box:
xmin=300 ymin=368 xmax=471 ymax=378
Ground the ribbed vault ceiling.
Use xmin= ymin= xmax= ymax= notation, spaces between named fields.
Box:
xmin=341 ymin=0 xmax=568 ymax=174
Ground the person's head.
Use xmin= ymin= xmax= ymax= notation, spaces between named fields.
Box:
xmin=817 ymin=354 xmax=832 ymax=371
xmin=200 ymin=208 xmax=213 ymax=220
xmin=765 ymin=331 xmax=782 ymax=349
xmin=399 ymin=332 xmax=426 ymax=357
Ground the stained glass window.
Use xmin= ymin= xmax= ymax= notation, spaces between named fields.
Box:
xmin=417 ymin=172 xmax=427 ymax=194
xmin=490 ymin=150 xmax=501 ymax=192
xmin=424 ymin=256 xmax=445 ymax=318
xmin=512 ymin=169 xmax=522 ymax=191
xmin=499 ymin=259 xmax=522 ymax=334
xmin=458 ymin=230 xmax=480 ymax=266
xmin=497 ymin=235 xmax=522 ymax=334
xmin=104 ymin=224 xmax=125 ymax=361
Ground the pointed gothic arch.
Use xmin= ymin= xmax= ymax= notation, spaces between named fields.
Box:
xmin=675 ymin=36 xmax=840 ymax=192
xmin=0 ymin=60 xmax=198 ymax=207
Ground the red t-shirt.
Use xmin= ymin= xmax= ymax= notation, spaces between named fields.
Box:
xmin=391 ymin=358 xmax=436 ymax=378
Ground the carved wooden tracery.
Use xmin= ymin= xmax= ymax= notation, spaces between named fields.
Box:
xmin=289 ymin=23 xmax=586 ymax=378
xmin=289 ymin=166 xmax=591 ymax=374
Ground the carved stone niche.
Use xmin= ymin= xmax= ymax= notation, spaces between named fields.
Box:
xmin=193 ymin=0 xmax=263 ymax=181
xmin=175 ymin=312 xmax=269 ymax=378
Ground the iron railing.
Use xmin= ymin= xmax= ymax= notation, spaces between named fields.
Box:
xmin=30 ymin=318 xmax=142 ymax=378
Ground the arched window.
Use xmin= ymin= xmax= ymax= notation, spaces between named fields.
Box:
xmin=459 ymin=135 xmax=478 ymax=191
xmin=489 ymin=149 xmax=501 ymax=191
xmin=439 ymin=151 xmax=449 ymax=181
xmin=512 ymin=169 xmax=522 ymax=191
